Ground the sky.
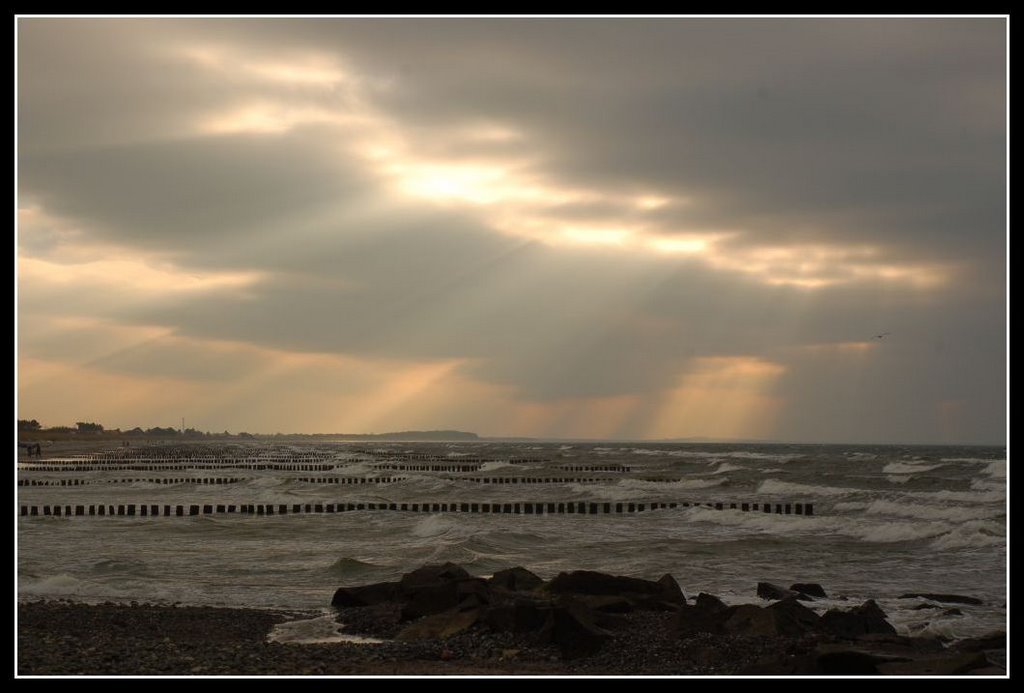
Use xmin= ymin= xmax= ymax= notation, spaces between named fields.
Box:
xmin=16 ymin=17 xmax=1007 ymax=444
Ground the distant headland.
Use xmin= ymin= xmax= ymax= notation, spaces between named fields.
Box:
xmin=17 ymin=420 xmax=478 ymax=443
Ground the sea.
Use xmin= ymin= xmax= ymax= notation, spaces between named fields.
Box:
xmin=16 ymin=441 xmax=1007 ymax=646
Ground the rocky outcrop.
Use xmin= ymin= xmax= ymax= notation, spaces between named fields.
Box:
xmin=819 ymin=600 xmax=897 ymax=638
xmin=330 ymin=563 xmax=1000 ymax=674
xmin=790 ymin=583 xmax=827 ymax=598
xmin=488 ymin=566 xmax=543 ymax=592
xmin=330 ymin=581 xmax=399 ymax=607
xmin=757 ymin=581 xmax=812 ymax=601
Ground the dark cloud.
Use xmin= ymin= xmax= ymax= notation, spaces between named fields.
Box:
xmin=16 ymin=17 xmax=1006 ymax=442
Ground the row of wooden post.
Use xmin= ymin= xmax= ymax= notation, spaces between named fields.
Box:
xmin=17 ymin=476 xmax=406 ymax=487
xmin=17 ymin=464 xmax=339 ymax=472
xmin=19 ymin=500 xmax=813 ymax=517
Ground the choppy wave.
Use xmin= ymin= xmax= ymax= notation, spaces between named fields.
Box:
xmin=756 ymin=479 xmax=860 ymax=497
xmin=410 ymin=514 xmax=460 ymax=538
xmin=864 ymin=499 xmax=1003 ymax=523
xmin=927 ymin=521 xmax=1006 ymax=550
xmin=983 ymin=460 xmax=1006 ymax=478
xmin=940 ymin=457 xmax=1003 ymax=465
xmin=324 ymin=557 xmax=385 ymax=579
xmin=20 ymin=573 xmax=90 ymax=596
xmin=883 ymin=462 xmax=942 ymax=474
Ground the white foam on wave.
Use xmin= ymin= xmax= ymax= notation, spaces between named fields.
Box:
xmin=832 ymin=501 xmax=870 ymax=511
xmin=268 ymin=612 xmax=384 ymax=645
xmin=479 ymin=461 xmax=510 ymax=472
xmin=712 ymin=462 xmax=744 ymax=474
xmin=410 ymin=514 xmax=457 ymax=538
xmin=247 ymin=476 xmax=286 ymax=488
xmin=883 ymin=462 xmax=942 ymax=474
xmin=756 ymin=478 xmax=859 ymax=497
xmin=913 ymin=489 xmax=1006 ymax=504
xmin=865 ymin=499 xmax=1003 ymax=523
xmin=681 ymin=505 xmax=986 ymax=548
xmin=970 ymin=478 xmax=1005 ymax=492
xmin=566 ymin=483 xmax=645 ymax=501
xmin=845 ymin=521 xmax=950 ymax=544
xmin=19 ymin=573 xmax=89 ymax=596
xmin=983 ymin=460 xmax=1006 ymax=478
xmin=886 ymin=475 xmax=912 ymax=484
xmin=941 ymin=457 xmax=1003 ymax=465
xmin=928 ymin=521 xmax=1006 ymax=550
xmin=620 ymin=477 xmax=726 ymax=491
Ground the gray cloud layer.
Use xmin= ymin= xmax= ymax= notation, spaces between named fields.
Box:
xmin=17 ymin=18 xmax=1006 ymax=443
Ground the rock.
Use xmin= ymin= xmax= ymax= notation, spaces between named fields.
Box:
xmin=483 ymin=597 xmax=551 ymax=633
xmin=757 ymin=581 xmax=810 ymax=601
xmin=330 ymin=581 xmax=399 ymax=608
xmin=767 ymin=596 xmax=821 ymax=635
xmin=399 ymin=577 xmax=491 ymax=621
xmin=394 ymin=608 xmax=480 ymax=641
xmin=724 ymin=598 xmax=819 ymax=638
xmin=877 ymin=651 xmax=992 ymax=675
xmin=852 ymin=633 xmax=945 ymax=656
xmin=820 ymin=599 xmax=896 ymax=639
xmin=723 ymin=605 xmax=778 ymax=637
xmin=538 ymin=598 xmax=611 ymax=659
xmin=578 ymin=595 xmax=635 ymax=613
xmin=547 ymin=570 xmax=671 ymax=599
xmin=398 ymin=563 xmax=471 ymax=593
xmin=656 ymin=574 xmax=686 ymax=603
xmin=790 ymin=582 xmax=827 ymax=598
xmin=949 ymin=630 xmax=1006 ymax=653
xmin=897 ymin=593 xmax=983 ymax=605
xmin=488 ymin=567 xmax=543 ymax=592
xmin=694 ymin=593 xmax=728 ymax=613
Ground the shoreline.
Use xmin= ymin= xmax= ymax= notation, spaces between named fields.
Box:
xmin=16 ymin=599 xmax=569 ymax=676
xmin=17 ymin=596 xmax=1007 ymax=677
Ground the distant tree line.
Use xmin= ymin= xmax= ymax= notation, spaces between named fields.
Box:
xmin=17 ymin=420 xmax=478 ymax=441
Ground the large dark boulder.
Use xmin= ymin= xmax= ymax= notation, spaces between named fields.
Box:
xmin=790 ymin=582 xmax=828 ymax=598
xmin=538 ymin=598 xmax=611 ymax=659
xmin=694 ymin=592 xmax=729 ymax=613
xmin=399 ymin=576 xmax=491 ymax=621
xmin=757 ymin=581 xmax=809 ymax=601
xmin=398 ymin=562 xmax=471 ymax=593
xmin=723 ymin=598 xmax=820 ymax=638
xmin=949 ymin=630 xmax=1006 ymax=653
xmin=548 ymin=570 xmax=662 ymax=596
xmin=484 ymin=597 xmax=552 ymax=633
xmin=546 ymin=570 xmax=686 ymax=611
xmin=767 ymin=596 xmax=822 ymax=635
xmin=488 ymin=566 xmax=544 ymax=592
xmin=656 ymin=574 xmax=686 ymax=604
xmin=330 ymin=581 xmax=399 ymax=607
xmin=820 ymin=599 xmax=897 ymax=639
xmin=395 ymin=607 xmax=481 ymax=641
xmin=675 ymin=592 xmax=733 ymax=636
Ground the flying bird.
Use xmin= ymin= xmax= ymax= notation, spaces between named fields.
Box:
xmin=873 ymin=332 xmax=891 ymax=340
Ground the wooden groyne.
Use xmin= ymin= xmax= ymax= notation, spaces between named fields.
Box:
xmin=18 ymin=500 xmax=813 ymax=518
xmin=16 ymin=476 xmax=407 ymax=487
